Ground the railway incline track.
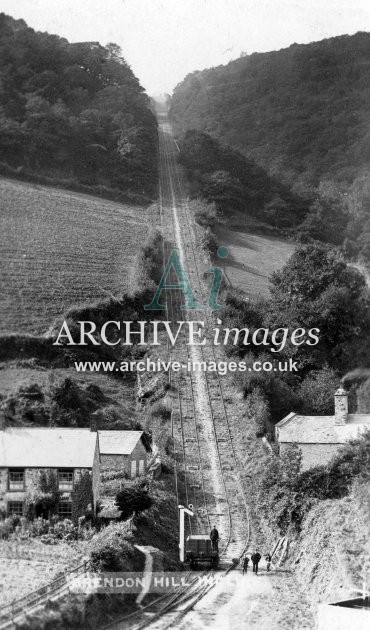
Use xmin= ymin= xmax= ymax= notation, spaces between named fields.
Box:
xmin=103 ymin=103 xmax=252 ymax=630
xmin=157 ymin=108 xmax=250 ymax=560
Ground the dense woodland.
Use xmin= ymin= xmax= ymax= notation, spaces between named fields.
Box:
xmin=171 ymin=33 xmax=370 ymax=261
xmin=0 ymin=14 xmax=157 ymax=201
xmin=178 ymin=130 xmax=308 ymax=228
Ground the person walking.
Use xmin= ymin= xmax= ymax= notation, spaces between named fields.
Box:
xmin=265 ymin=553 xmax=272 ymax=572
xmin=210 ymin=525 xmax=219 ymax=553
xmin=251 ymin=550 xmax=261 ymax=574
xmin=242 ymin=555 xmax=250 ymax=575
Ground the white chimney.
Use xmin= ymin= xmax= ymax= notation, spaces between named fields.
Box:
xmin=334 ymin=388 xmax=348 ymax=425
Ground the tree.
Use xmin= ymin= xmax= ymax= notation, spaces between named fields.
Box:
xmin=299 ymin=198 xmax=349 ymax=245
xmin=270 ymin=244 xmax=365 ymax=304
xmin=299 ymin=366 xmax=339 ymax=414
xmin=357 ymin=378 xmax=370 ymax=413
xmin=240 ymin=352 xmax=300 ymax=423
xmin=267 ymin=244 xmax=370 ymax=370
xmin=115 ymin=479 xmax=153 ymax=520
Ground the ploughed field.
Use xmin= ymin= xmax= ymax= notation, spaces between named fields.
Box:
xmin=0 ymin=178 xmax=148 ymax=335
xmin=215 ymin=223 xmax=295 ymax=296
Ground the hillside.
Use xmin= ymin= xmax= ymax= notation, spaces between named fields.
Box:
xmin=179 ymin=130 xmax=309 ymax=229
xmin=0 ymin=178 xmax=149 ymax=335
xmin=171 ymin=32 xmax=370 ymax=191
xmin=0 ymin=13 xmax=157 ymax=201
xmin=171 ymin=32 xmax=370 ymax=262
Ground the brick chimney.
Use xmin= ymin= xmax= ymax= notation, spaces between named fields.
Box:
xmin=90 ymin=411 xmax=100 ymax=432
xmin=334 ymin=388 xmax=348 ymax=425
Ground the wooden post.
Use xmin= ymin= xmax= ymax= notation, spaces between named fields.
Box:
xmin=178 ymin=504 xmax=194 ymax=563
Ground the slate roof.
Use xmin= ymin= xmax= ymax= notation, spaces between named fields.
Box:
xmin=98 ymin=430 xmax=144 ymax=455
xmin=0 ymin=428 xmax=97 ymax=468
xmin=276 ymin=413 xmax=370 ymax=444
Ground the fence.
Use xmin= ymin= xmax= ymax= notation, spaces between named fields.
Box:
xmin=0 ymin=560 xmax=89 ymax=629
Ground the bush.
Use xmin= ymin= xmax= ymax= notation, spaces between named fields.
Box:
xmin=254 ymin=431 xmax=370 ymax=534
xmin=29 ymin=517 xmax=50 ymax=537
xmin=0 ymin=516 xmax=20 ymax=539
xmin=191 ymin=199 xmax=218 ymax=227
xmin=135 ymin=230 xmax=167 ymax=292
xmin=201 ymin=227 xmax=218 ymax=255
xmin=89 ymin=522 xmax=140 ymax=572
xmin=52 ymin=519 xmax=78 ymax=540
xmin=148 ymin=401 xmax=171 ymax=422
xmin=246 ymin=387 xmax=271 ymax=437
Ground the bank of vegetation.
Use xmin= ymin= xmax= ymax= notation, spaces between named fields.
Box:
xmin=220 ymin=243 xmax=370 ymax=604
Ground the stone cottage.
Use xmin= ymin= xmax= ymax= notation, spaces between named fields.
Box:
xmin=275 ymin=388 xmax=370 ymax=470
xmin=0 ymin=426 xmax=100 ymax=519
xmin=98 ymin=430 xmax=149 ymax=479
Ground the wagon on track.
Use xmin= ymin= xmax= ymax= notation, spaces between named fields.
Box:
xmin=185 ymin=534 xmax=219 ymax=569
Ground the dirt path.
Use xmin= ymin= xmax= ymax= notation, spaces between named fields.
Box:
xmin=177 ymin=569 xmax=314 ymax=630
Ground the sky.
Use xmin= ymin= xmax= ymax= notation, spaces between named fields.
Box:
xmin=1 ymin=0 xmax=370 ymax=95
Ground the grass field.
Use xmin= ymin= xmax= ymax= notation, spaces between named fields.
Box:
xmin=215 ymin=224 xmax=295 ymax=296
xmin=0 ymin=178 xmax=149 ymax=335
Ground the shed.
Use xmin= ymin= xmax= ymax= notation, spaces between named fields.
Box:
xmin=98 ymin=430 xmax=150 ymax=478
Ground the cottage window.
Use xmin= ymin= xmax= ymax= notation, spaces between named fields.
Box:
xmin=58 ymin=469 xmax=74 ymax=491
xmin=58 ymin=501 xmax=72 ymax=519
xmin=8 ymin=469 xmax=25 ymax=491
xmin=8 ymin=501 xmax=24 ymax=516
xmin=139 ymin=459 xmax=145 ymax=475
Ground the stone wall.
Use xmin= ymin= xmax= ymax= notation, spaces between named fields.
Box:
xmin=131 ymin=439 xmax=148 ymax=476
xmin=100 ymin=439 xmax=148 ymax=479
xmin=280 ymin=442 xmax=341 ymax=470
xmin=100 ymin=454 xmax=130 ymax=474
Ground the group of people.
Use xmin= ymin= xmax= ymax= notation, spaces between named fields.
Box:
xmin=210 ymin=527 xmax=272 ymax=575
xmin=242 ymin=550 xmax=272 ymax=575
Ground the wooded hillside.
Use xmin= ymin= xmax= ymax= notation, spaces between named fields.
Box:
xmin=0 ymin=14 xmax=157 ymax=201
xmin=171 ymin=32 xmax=370 ymax=190
xmin=171 ymin=32 xmax=370 ymax=260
